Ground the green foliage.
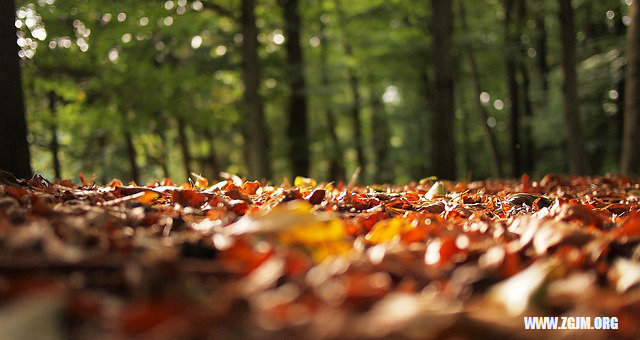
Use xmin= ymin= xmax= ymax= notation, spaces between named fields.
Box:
xmin=16 ymin=0 xmax=632 ymax=182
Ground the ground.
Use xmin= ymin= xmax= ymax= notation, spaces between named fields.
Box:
xmin=0 ymin=173 xmax=639 ymax=339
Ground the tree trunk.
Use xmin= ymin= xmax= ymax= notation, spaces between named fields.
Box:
xmin=517 ymin=0 xmax=535 ymax=174
xmin=240 ymin=0 xmax=271 ymax=180
xmin=282 ymin=0 xmax=310 ymax=177
xmin=177 ymin=117 xmax=192 ymax=179
xmin=558 ymin=0 xmax=587 ymax=174
xmin=0 ymin=0 xmax=31 ymax=178
xmin=504 ymin=0 xmax=521 ymax=177
xmin=336 ymin=0 xmax=366 ymax=181
xmin=121 ymin=112 xmax=139 ymax=184
xmin=203 ymin=128 xmax=219 ymax=179
xmin=155 ymin=122 xmax=170 ymax=178
xmin=430 ymin=0 xmax=456 ymax=179
xmin=48 ymin=92 xmax=61 ymax=179
xmin=369 ymin=81 xmax=392 ymax=183
xmin=535 ymin=12 xmax=549 ymax=94
xmin=520 ymin=64 xmax=535 ymax=173
xmin=460 ymin=2 xmax=501 ymax=178
xmin=319 ymin=14 xmax=345 ymax=181
xmin=621 ymin=0 xmax=640 ymax=174
xmin=347 ymin=66 xmax=366 ymax=179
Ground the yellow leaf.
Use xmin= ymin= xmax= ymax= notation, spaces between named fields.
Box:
xmin=419 ymin=176 xmax=438 ymax=184
xmin=294 ymin=176 xmax=317 ymax=189
xmin=365 ymin=217 xmax=412 ymax=244
xmin=226 ymin=200 xmax=349 ymax=262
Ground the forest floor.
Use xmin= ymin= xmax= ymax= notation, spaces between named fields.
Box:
xmin=0 ymin=173 xmax=639 ymax=339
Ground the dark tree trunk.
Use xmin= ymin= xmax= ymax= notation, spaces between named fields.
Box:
xmin=159 ymin=131 xmax=170 ymax=178
xmin=154 ymin=122 xmax=170 ymax=178
xmin=240 ymin=0 xmax=271 ymax=180
xmin=517 ymin=0 xmax=535 ymax=174
xmin=347 ymin=65 xmax=366 ymax=179
xmin=504 ymin=0 xmax=521 ymax=177
xmin=203 ymin=128 xmax=219 ymax=179
xmin=558 ymin=0 xmax=587 ymax=174
xmin=177 ymin=117 xmax=192 ymax=179
xmin=319 ymin=15 xmax=345 ymax=181
xmin=121 ymin=112 xmax=139 ymax=184
xmin=430 ymin=0 xmax=456 ymax=179
xmin=369 ymin=81 xmax=392 ymax=183
xmin=621 ymin=0 xmax=640 ymax=174
xmin=520 ymin=64 xmax=535 ymax=173
xmin=0 ymin=0 xmax=31 ymax=178
xmin=48 ymin=92 xmax=61 ymax=179
xmin=336 ymin=0 xmax=366 ymax=180
xmin=419 ymin=67 xmax=432 ymax=176
xmin=535 ymin=12 xmax=549 ymax=94
xmin=460 ymin=107 xmax=472 ymax=177
xmin=460 ymin=2 xmax=501 ymax=178
xmin=282 ymin=0 xmax=309 ymax=177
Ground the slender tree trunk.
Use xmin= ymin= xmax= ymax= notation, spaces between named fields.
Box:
xmin=177 ymin=117 xmax=192 ymax=179
xmin=460 ymin=107 xmax=472 ymax=176
xmin=516 ymin=0 xmax=535 ymax=174
xmin=48 ymin=92 xmax=61 ymax=178
xmin=520 ymin=64 xmax=535 ymax=173
xmin=460 ymin=2 xmax=501 ymax=178
xmin=203 ymin=128 xmax=219 ymax=179
xmin=347 ymin=65 xmax=366 ymax=179
xmin=430 ymin=0 xmax=456 ymax=179
xmin=121 ymin=112 xmax=139 ymax=183
xmin=240 ymin=0 xmax=271 ymax=180
xmin=558 ymin=0 xmax=587 ymax=174
xmin=419 ymin=67 xmax=432 ymax=176
xmin=282 ymin=0 xmax=309 ymax=177
xmin=621 ymin=0 xmax=640 ymax=174
xmin=369 ymin=81 xmax=392 ymax=183
xmin=159 ymin=136 xmax=170 ymax=178
xmin=336 ymin=0 xmax=366 ymax=180
xmin=504 ymin=0 xmax=521 ymax=177
xmin=319 ymin=14 xmax=345 ymax=181
xmin=535 ymin=11 xmax=549 ymax=95
xmin=0 ymin=0 xmax=31 ymax=178
xmin=155 ymin=124 xmax=170 ymax=178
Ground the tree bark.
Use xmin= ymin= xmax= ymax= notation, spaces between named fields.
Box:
xmin=460 ymin=2 xmax=501 ymax=178
xmin=336 ymin=0 xmax=366 ymax=180
xmin=520 ymin=64 xmax=535 ymax=173
xmin=0 ymin=0 xmax=32 ymax=178
xmin=282 ymin=0 xmax=310 ymax=177
xmin=504 ymin=0 xmax=521 ymax=177
xmin=430 ymin=0 xmax=456 ymax=179
xmin=369 ymin=81 xmax=392 ymax=183
xmin=121 ymin=112 xmax=139 ymax=183
xmin=347 ymin=64 xmax=366 ymax=179
xmin=159 ymin=130 xmax=170 ymax=178
xmin=517 ymin=0 xmax=535 ymax=174
xmin=203 ymin=128 xmax=219 ymax=179
xmin=558 ymin=0 xmax=587 ymax=174
xmin=177 ymin=117 xmax=192 ymax=179
xmin=621 ymin=0 xmax=640 ymax=174
xmin=319 ymin=14 xmax=345 ymax=181
xmin=48 ymin=92 xmax=61 ymax=179
xmin=535 ymin=12 xmax=549 ymax=94
xmin=240 ymin=0 xmax=271 ymax=180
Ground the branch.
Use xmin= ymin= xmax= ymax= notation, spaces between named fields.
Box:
xmin=202 ymin=1 xmax=235 ymax=20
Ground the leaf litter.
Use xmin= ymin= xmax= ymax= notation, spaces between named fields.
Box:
xmin=0 ymin=174 xmax=640 ymax=338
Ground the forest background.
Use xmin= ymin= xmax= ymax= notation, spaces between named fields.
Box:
xmin=1 ymin=0 xmax=639 ymax=184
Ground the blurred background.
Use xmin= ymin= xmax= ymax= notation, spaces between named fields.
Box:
xmin=3 ymin=0 xmax=638 ymax=183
